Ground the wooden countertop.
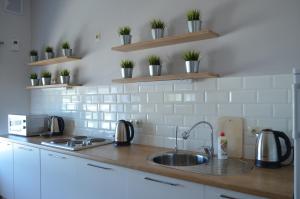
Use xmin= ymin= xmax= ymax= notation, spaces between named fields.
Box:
xmin=0 ymin=135 xmax=293 ymax=199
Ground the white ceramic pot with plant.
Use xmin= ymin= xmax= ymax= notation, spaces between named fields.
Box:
xmin=119 ymin=26 xmax=132 ymax=45
xmin=41 ymin=71 xmax=51 ymax=86
xmin=60 ymin=69 xmax=70 ymax=84
xmin=148 ymin=55 xmax=162 ymax=76
xmin=61 ymin=42 xmax=72 ymax=56
xmin=150 ymin=19 xmax=165 ymax=40
xmin=183 ymin=50 xmax=201 ymax=73
xmin=30 ymin=73 xmax=39 ymax=86
xmin=187 ymin=9 xmax=201 ymax=32
xmin=120 ymin=59 xmax=134 ymax=78
xmin=45 ymin=46 xmax=54 ymax=59
xmin=30 ymin=50 xmax=38 ymax=62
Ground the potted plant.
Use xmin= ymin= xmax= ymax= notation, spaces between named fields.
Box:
xmin=183 ymin=50 xmax=201 ymax=73
xmin=60 ymin=69 xmax=70 ymax=84
xmin=41 ymin=71 xmax=51 ymax=86
xmin=148 ymin=55 xmax=161 ymax=76
xmin=119 ymin=26 xmax=132 ymax=45
xmin=45 ymin=46 xmax=54 ymax=59
xmin=30 ymin=50 xmax=38 ymax=62
xmin=61 ymin=42 xmax=72 ymax=56
xmin=120 ymin=59 xmax=134 ymax=78
xmin=150 ymin=19 xmax=165 ymax=40
xmin=187 ymin=9 xmax=201 ymax=32
xmin=30 ymin=73 xmax=39 ymax=86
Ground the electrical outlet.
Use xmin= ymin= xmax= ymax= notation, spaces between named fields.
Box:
xmin=11 ymin=40 xmax=19 ymax=51
xmin=95 ymin=32 xmax=101 ymax=41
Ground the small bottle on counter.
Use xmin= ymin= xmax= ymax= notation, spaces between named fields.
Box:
xmin=217 ymin=131 xmax=228 ymax=160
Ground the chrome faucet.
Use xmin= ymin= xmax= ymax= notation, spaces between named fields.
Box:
xmin=181 ymin=121 xmax=214 ymax=158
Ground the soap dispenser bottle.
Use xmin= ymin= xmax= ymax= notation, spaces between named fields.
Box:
xmin=217 ymin=131 xmax=228 ymax=159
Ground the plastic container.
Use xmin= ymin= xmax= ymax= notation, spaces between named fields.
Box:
xmin=217 ymin=131 xmax=228 ymax=159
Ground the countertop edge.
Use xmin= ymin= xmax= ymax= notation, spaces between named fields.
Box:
xmin=0 ymin=136 xmax=292 ymax=199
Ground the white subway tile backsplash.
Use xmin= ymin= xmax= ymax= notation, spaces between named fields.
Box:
xmin=194 ymin=79 xmax=217 ymax=90
xmin=117 ymin=94 xmax=131 ymax=103
xmin=103 ymin=95 xmax=117 ymax=103
xmin=218 ymin=104 xmax=243 ymax=117
xmin=273 ymin=104 xmax=292 ymax=118
xmin=174 ymin=104 xmax=194 ymax=114
xmin=243 ymin=76 xmax=272 ymax=89
xmin=124 ymin=83 xmax=139 ymax=93
xmin=139 ymin=104 xmax=155 ymax=113
xmin=195 ymin=104 xmax=217 ymax=116
xmin=147 ymin=93 xmax=164 ymax=104
xmin=183 ymin=93 xmax=204 ymax=103
xmin=243 ymin=104 xmax=273 ymax=117
xmin=273 ymin=74 xmax=293 ymax=89
xmin=164 ymin=93 xmax=182 ymax=103
xmin=155 ymin=104 xmax=174 ymax=114
xmin=217 ymin=77 xmax=243 ymax=90
xmin=31 ymin=74 xmax=292 ymax=159
xmin=131 ymin=94 xmax=147 ymax=103
xmin=257 ymin=90 xmax=288 ymax=103
xmin=98 ymin=86 xmax=110 ymax=94
xmin=164 ymin=115 xmax=183 ymax=125
xmin=110 ymin=85 xmax=123 ymax=94
xmin=205 ymin=91 xmax=229 ymax=103
xmin=174 ymin=83 xmax=193 ymax=91
xmin=230 ymin=90 xmax=257 ymax=103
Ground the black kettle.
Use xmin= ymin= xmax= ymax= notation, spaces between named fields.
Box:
xmin=255 ymin=129 xmax=292 ymax=168
xmin=114 ymin=120 xmax=134 ymax=146
xmin=48 ymin=116 xmax=65 ymax=136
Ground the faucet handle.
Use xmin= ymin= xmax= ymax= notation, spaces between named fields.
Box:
xmin=182 ymin=131 xmax=189 ymax=140
xmin=199 ymin=146 xmax=213 ymax=159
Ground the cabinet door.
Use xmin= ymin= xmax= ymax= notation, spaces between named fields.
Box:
xmin=0 ymin=141 xmax=13 ymax=199
xmin=77 ymin=159 xmax=128 ymax=199
xmin=128 ymin=170 xmax=204 ymax=199
xmin=13 ymin=143 xmax=40 ymax=199
xmin=204 ymin=186 xmax=266 ymax=199
xmin=40 ymin=150 xmax=80 ymax=199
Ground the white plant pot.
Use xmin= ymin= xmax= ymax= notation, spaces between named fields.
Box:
xmin=149 ymin=65 xmax=162 ymax=76
xmin=62 ymin=49 xmax=72 ymax=56
xmin=60 ymin=76 xmax=70 ymax=84
xmin=41 ymin=77 xmax=51 ymax=85
xmin=30 ymin=55 xmax=38 ymax=62
xmin=151 ymin=28 xmax=164 ymax=40
xmin=30 ymin=79 xmax=39 ymax=86
xmin=45 ymin=52 xmax=54 ymax=59
xmin=187 ymin=20 xmax=202 ymax=32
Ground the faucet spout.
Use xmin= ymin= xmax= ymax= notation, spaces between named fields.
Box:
xmin=182 ymin=121 xmax=214 ymax=158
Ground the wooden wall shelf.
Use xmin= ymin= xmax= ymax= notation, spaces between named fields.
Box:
xmin=28 ymin=56 xmax=81 ymax=66
xmin=26 ymin=84 xmax=81 ymax=90
xmin=112 ymin=72 xmax=219 ymax=83
xmin=111 ymin=30 xmax=219 ymax=52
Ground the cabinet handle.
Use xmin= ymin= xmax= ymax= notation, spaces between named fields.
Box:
xmin=144 ymin=177 xmax=181 ymax=187
xmin=87 ymin=163 xmax=112 ymax=170
xmin=48 ymin=153 xmax=67 ymax=159
xmin=18 ymin=146 xmax=33 ymax=151
xmin=219 ymin=194 xmax=238 ymax=199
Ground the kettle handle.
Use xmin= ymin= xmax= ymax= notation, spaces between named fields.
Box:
xmin=58 ymin=117 xmax=65 ymax=132
xmin=126 ymin=121 xmax=134 ymax=142
xmin=274 ymin=131 xmax=292 ymax=162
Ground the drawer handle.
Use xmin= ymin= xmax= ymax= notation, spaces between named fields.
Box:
xmin=219 ymin=194 xmax=238 ymax=199
xmin=48 ymin=153 xmax=66 ymax=159
xmin=87 ymin=163 xmax=112 ymax=170
xmin=18 ymin=146 xmax=33 ymax=151
xmin=144 ymin=177 xmax=181 ymax=187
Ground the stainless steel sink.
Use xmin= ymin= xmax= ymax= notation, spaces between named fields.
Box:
xmin=151 ymin=151 xmax=208 ymax=166
xmin=149 ymin=150 xmax=253 ymax=176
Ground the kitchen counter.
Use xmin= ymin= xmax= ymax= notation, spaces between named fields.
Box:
xmin=0 ymin=135 xmax=293 ymax=199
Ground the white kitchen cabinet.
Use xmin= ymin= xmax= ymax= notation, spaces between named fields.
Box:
xmin=77 ymin=159 xmax=129 ymax=199
xmin=13 ymin=143 xmax=40 ymax=199
xmin=40 ymin=150 xmax=80 ymax=199
xmin=0 ymin=141 xmax=13 ymax=199
xmin=128 ymin=169 xmax=204 ymax=199
xmin=204 ymin=185 xmax=266 ymax=199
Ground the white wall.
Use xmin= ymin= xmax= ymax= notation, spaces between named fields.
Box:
xmin=0 ymin=0 xmax=30 ymax=133
xmin=31 ymin=0 xmax=300 ymax=85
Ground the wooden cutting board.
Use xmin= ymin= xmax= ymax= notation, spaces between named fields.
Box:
xmin=217 ymin=116 xmax=244 ymax=158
